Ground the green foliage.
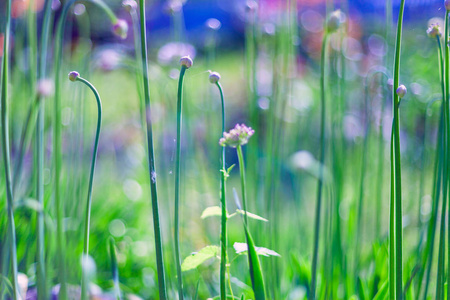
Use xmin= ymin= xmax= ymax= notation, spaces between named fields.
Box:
xmin=181 ymin=246 xmax=220 ymax=272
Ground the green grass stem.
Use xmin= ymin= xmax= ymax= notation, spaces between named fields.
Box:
xmin=69 ymin=74 xmax=102 ymax=300
xmin=174 ymin=64 xmax=188 ymax=300
xmin=1 ymin=0 xmax=19 ymax=298
xmin=214 ymin=81 xmax=228 ymax=300
xmin=391 ymin=0 xmax=406 ymax=298
xmin=309 ymin=31 xmax=328 ymax=300
xmin=138 ymin=0 xmax=167 ymax=297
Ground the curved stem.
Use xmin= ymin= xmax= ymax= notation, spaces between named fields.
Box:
xmin=138 ymin=0 xmax=167 ymax=298
xmin=54 ymin=1 xmax=119 ymax=297
xmin=72 ymin=76 xmax=102 ymax=300
xmin=309 ymin=32 xmax=328 ymax=300
xmin=216 ymin=82 xmax=228 ymax=300
xmin=1 ymin=0 xmax=19 ymax=298
xmin=174 ymin=65 xmax=187 ymax=300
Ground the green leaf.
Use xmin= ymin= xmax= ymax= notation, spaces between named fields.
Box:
xmin=233 ymin=243 xmax=280 ymax=257
xmin=236 ymin=210 xmax=268 ymax=222
xmin=181 ymin=246 xmax=220 ymax=272
xmin=373 ymin=280 xmax=388 ymax=300
xmin=201 ymin=206 xmax=225 ymax=219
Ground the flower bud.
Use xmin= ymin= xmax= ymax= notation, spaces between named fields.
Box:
xmin=209 ymin=71 xmax=221 ymax=84
xmin=112 ymin=19 xmax=128 ymax=40
xmin=68 ymin=71 xmax=80 ymax=82
xmin=427 ymin=23 xmax=442 ymax=38
xmin=396 ymin=85 xmax=407 ymax=98
xmin=179 ymin=56 xmax=193 ymax=69
xmin=327 ymin=10 xmax=345 ymax=32
xmin=37 ymin=79 xmax=54 ymax=97
xmin=445 ymin=0 xmax=450 ymax=11
xmin=122 ymin=0 xmax=137 ymax=13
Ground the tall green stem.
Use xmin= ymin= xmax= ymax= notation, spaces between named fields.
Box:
xmin=436 ymin=10 xmax=450 ymax=300
xmin=138 ymin=0 xmax=167 ymax=298
xmin=1 ymin=0 xmax=19 ymax=298
xmin=445 ymin=9 xmax=450 ymax=300
xmin=215 ymin=82 xmax=228 ymax=300
xmin=418 ymin=36 xmax=445 ymax=300
xmin=35 ymin=0 xmax=54 ymax=298
xmin=70 ymin=75 xmax=102 ymax=300
xmin=391 ymin=0 xmax=406 ymax=298
xmin=174 ymin=65 xmax=187 ymax=300
xmin=237 ymin=145 xmax=249 ymax=226
xmin=309 ymin=32 xmax=328 ymax=300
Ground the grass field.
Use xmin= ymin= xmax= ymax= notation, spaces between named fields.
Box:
xmin=1 ymin=0 xmax=449 ymax=299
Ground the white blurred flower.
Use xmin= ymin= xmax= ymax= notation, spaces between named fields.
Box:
xmin=157 ymin=42 xmax=196 ymax=65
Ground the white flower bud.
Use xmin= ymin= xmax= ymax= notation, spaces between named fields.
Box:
xmin=68 ymin=71 xmax=80 ymax=82
xmin=327 ymin=10 xmax=346 ymax=32
xmin=179 ymin=56 xmax=193 ymax=69
xmin=112 ymin=19 xmax=128 ymax=40
xmin=209 ymin=71 xmax=221 ymax=84
xmin=396 ymin=85 xmax=407 ymax=98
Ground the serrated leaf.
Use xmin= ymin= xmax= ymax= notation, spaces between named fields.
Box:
xmin=201 ymin=206 xmax=225 ymax=219
xmin=233 ymin=243 xmax=280 ymax=257
xmin=181 ymin=246 xmax=220 ymax=272
xmin=236 ymin=210 xmax=268 ymax=222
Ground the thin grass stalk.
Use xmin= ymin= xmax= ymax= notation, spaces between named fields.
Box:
xmin=391 ymin=0 xmax=406 ymax=298
xmin=436 ymin=9 xmax=450 ymax=299
xmin=417 ymin=36 xmax=445 ymax=298
xmin=174 ymin=64 xmax=189 ymax=300
xmin=68 ymin=73 xmax=102 ymax=300
xmin=138 ymin=0 xmax=167 ymax=298
xmin=237 ymin=145 xmax=249 ymax=226
xmin=389 ymin=121 xmax=396 ymax=299
xmin=215 ymin=81 xmax=228 ymax=300
xmin=35 ymin=0 xmax=54 ymax=297
xmin=109 ymin=237 xmax=122 ymax=300
xmin=419 ymin=102 xmax=444 ymax=299
xmin=445 ymin=8 xmax=450 ymax=300
xmin=232 ymin=187 xmax=265 ymax=300
xmin=1 ymin=0 xmax=19 ymax=298
xmin=309 ymin=32 xmax=328 ymax=300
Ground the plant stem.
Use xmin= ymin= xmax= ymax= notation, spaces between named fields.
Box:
xmin=237 ymin=145 xmax=249 ymax=226
xmin=174 ymin=65 xmax=187 ymax=300
xmin=72 ymin=75 xmax=102 ymax=300
xmin=391 ymin=0 xmax=406 ymax=298
xmin=437 ymin=10 xmax=450 ymax=300
xmin=309 ymin=32 xmax=328 ymax=300
xmin=215 ymin=81 xmax=228 ymax=300
xmin=36 ymin=0 xmax=54 ymax=297
xmin=445 ymin=9 xmax=450 ymax=300
xmin=138 ymin=0 xmax=167 ymax=298
xmin=1 ymin=0 xmax=19 ymax=298
xmin=417 ymin=36 xmax=445 ymax=299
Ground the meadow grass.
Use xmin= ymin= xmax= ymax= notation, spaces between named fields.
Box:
xmin=3 ymin=0 xmax=450 ymax=299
